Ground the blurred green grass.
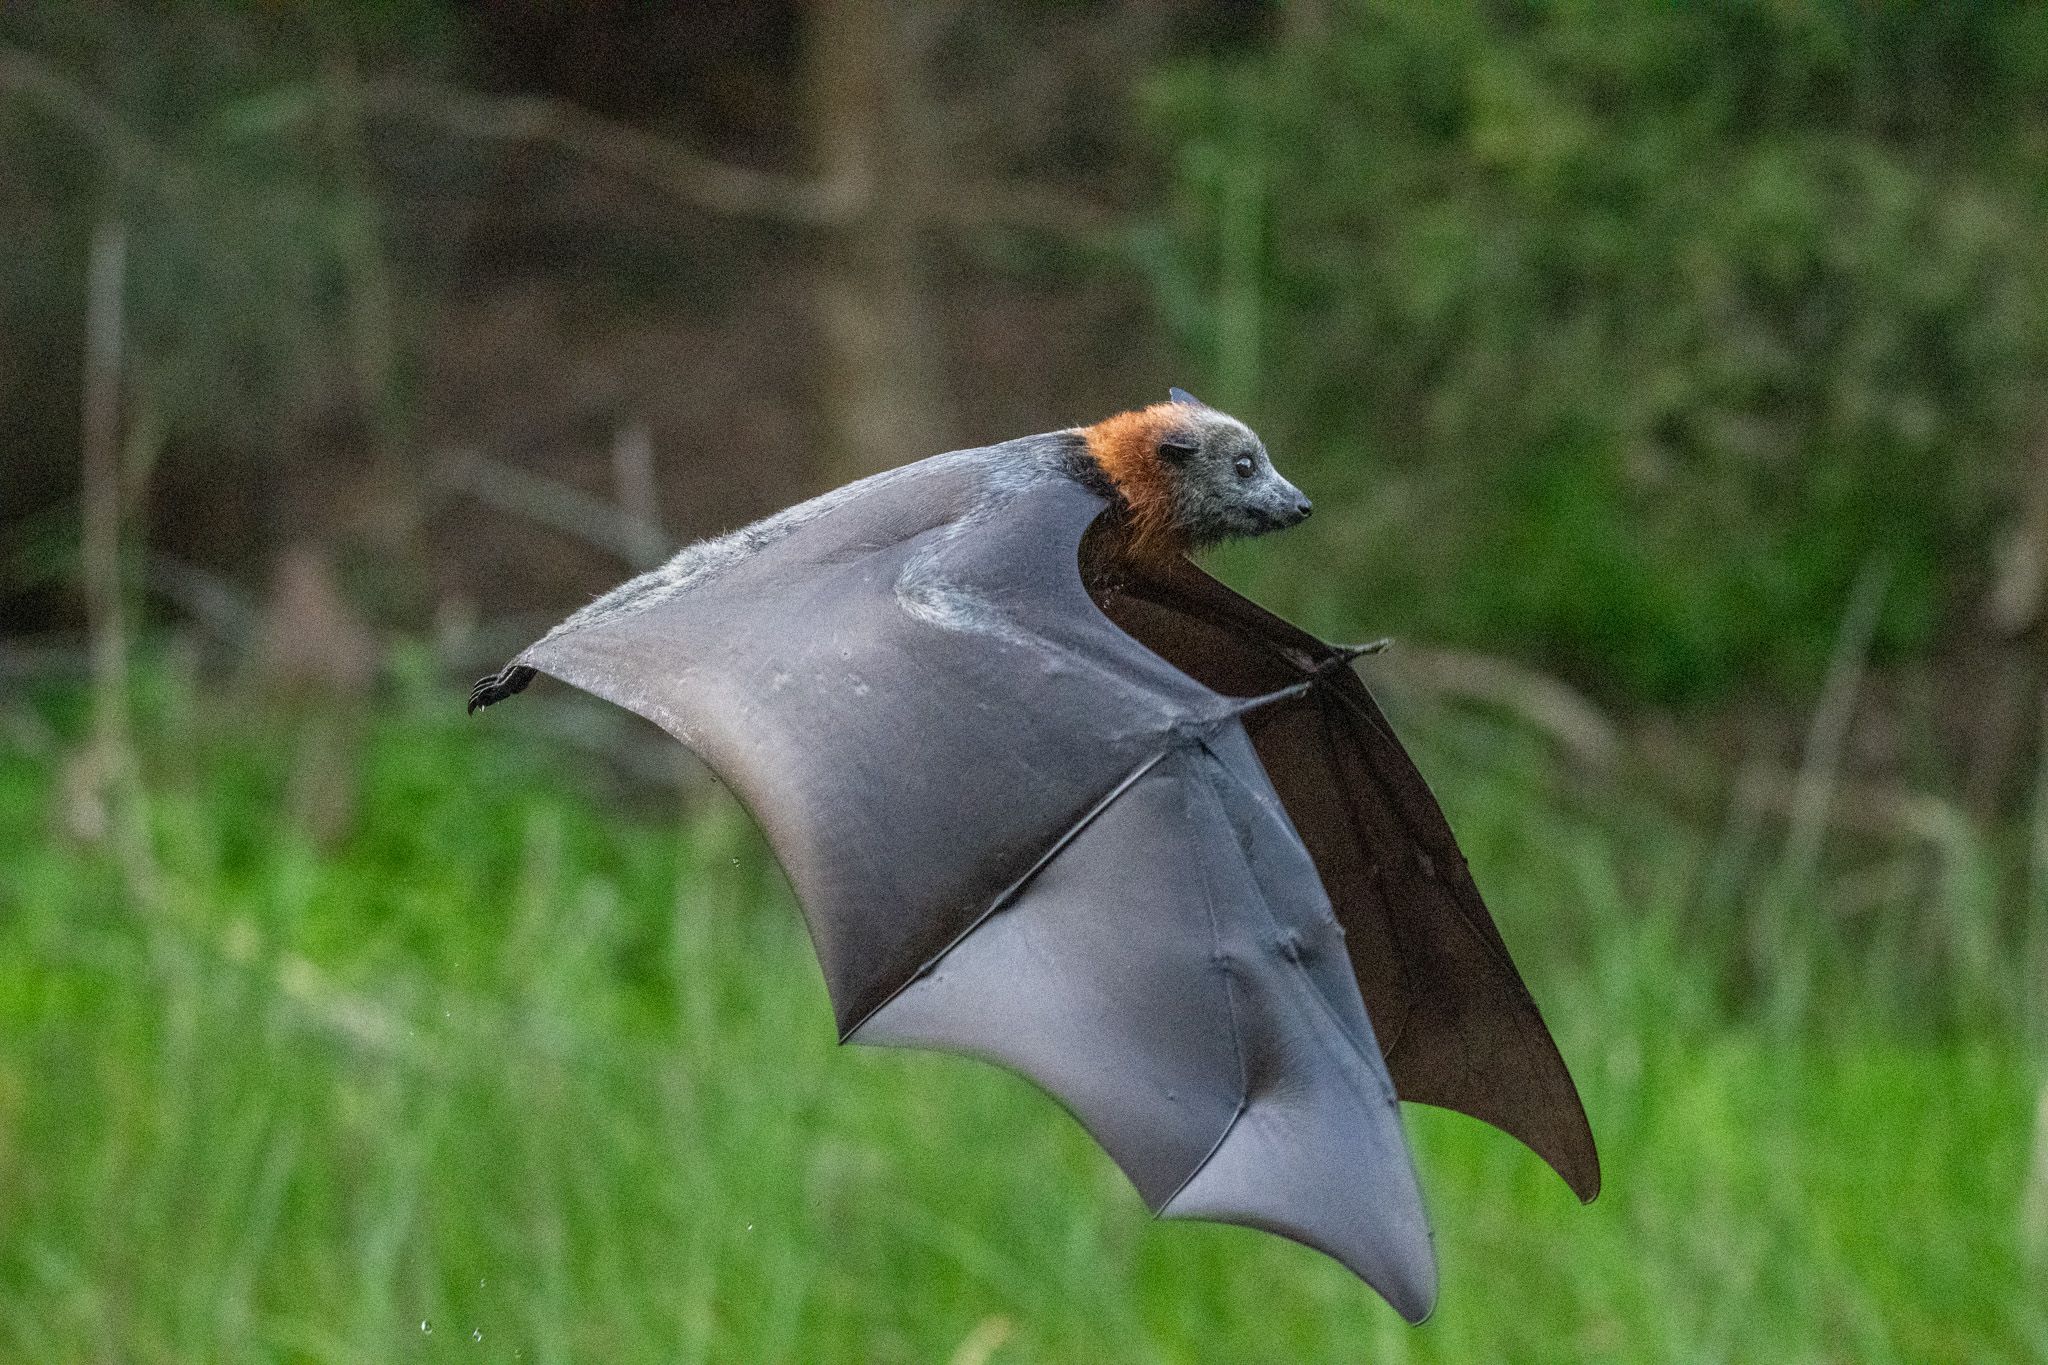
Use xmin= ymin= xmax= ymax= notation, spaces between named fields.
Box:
xmin=1 ymin=664 xmax=2042 ymax=1363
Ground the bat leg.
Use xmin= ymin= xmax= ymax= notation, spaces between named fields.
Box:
xmin=467 ymin=664 xmax=537 ymax=713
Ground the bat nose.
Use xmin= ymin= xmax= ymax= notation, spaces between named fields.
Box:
xmin=1295 ymin=500 xmax=1313 ymax=520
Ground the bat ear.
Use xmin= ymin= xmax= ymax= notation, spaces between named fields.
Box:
xmin=1168 ymin=386 xmax=1207 ymax=409
xmin=1158 ymin=432 xmax=1200 ymax=462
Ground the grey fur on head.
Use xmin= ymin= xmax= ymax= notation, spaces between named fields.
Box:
xmin=1158 ymin=405 xmax=1314 ymax=546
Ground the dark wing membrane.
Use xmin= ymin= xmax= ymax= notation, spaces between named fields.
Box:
xmin=1088 ymin=538 xmax=1600 ymax=1203
xmin=502 ymin=463 xmax=1439 ymax=1315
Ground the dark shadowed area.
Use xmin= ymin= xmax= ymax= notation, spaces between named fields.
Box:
xmin=2 ymin=4 xmax=2045 ymax=1361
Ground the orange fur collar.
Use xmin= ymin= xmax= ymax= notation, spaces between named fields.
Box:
xmin=1081 ymin=403 xmax=1190 ymax=561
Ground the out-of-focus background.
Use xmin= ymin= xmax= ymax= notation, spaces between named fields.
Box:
xmin=3 ymin=3 xmax=2045 ymax=1360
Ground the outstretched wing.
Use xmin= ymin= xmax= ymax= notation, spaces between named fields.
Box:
xmin=1087 ymin=539 xmax=1600 ymax=1204
xmin=488 ymin=453 xmax=1439 ymax=1319
xmin=857 ymin=720 xmax=1435 ymax=1319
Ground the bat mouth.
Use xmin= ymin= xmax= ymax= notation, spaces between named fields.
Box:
xmin=1239 ymin=505 xmax=1307 ymax=536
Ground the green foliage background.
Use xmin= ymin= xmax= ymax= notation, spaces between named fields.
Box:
xmin=1150 ymin=2 xmax=2048 ymax=699
xmin=4 ymin=3 xmax=2047 ymax=1360
xmin=2 ymin=668 xmax=2041 ymax=1362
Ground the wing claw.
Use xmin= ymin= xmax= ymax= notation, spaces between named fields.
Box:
xmin=467 ymin=664 xmax=537 ymax=713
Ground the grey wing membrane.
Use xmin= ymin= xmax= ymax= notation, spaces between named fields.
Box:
xmin=501 ymin=466 xmax=1438 ymax=1319
xmin=1089 ymin=542 xmax=1600 ymax=1205
xmin=862 ymin=723 xmax=1437 ymax=1320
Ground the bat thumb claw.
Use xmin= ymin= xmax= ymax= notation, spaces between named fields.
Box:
xmin=467 ymin=664 xmax=537 ymax=713
xmin=1218 ymin=640 xmax=1390 ymax=722
xmin=1332 ymin=638 xmax=1392 ymax=662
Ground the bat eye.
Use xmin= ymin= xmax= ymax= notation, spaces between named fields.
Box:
xmin=1233 ymin=455 xmax=1256 ymax=479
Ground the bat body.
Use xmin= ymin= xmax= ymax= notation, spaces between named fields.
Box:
xmin=470 ymin=392 xmax=1596 ymax=1321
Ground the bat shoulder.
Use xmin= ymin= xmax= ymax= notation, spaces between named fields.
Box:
xmin=530 ymin=429 xmax=1103 ymax=644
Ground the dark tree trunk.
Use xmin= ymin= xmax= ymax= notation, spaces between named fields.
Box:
xmin=802 ymin=0 xmax=954 ymax=480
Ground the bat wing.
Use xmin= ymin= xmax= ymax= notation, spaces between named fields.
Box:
xmin=857 ymin=718 xmax=1436 ymax=1321
xmin=1088 ymin=537 xmax=1600 ymax=1204
xmin=484 ymin=449 xmax=1437 ymax=1319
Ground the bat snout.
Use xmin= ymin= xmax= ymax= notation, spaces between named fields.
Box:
xmin=1264 ymin=488 xmax=1312 ymax=531
xmin=1262 ymin=475 xmax=1313 ymax=531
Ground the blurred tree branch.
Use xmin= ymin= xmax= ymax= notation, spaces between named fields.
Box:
xmin=364 ymin=78 xmax=855 ymax=226
xmin=0 ymin=47 xmax=151 ymax=165
xmin=4 ymin=34 xmax=1115 ymax=504
xmin=352 ymin=79 xmax=1114 ymax=238
xmin=435 ymin=448 xmax=676 ymax=571
xmin=70 ymin=213 xmax=163 ymax=907
xmin=359 ymin=47 xmax=1109 ymax=481
xmin=4 ymin=49 xmax=154 ymax=869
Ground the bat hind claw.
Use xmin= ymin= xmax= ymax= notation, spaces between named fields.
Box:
xmin=467 ymin=664 xmax=537 ymax=713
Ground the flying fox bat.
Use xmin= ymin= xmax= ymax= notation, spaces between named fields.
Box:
xmin=469 ymin=390 xmax=1597 ymax=1321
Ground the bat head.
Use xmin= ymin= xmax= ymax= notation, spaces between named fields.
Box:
xmin=1082 ymin=391 xmax=1313 ymax=558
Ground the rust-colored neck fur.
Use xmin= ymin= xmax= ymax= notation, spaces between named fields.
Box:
xmin=1081 ymin=403 xmax=1187 ymax=562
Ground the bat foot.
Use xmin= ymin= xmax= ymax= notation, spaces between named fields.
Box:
xmin=467 ymin=664 xmax=537 ymax=713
